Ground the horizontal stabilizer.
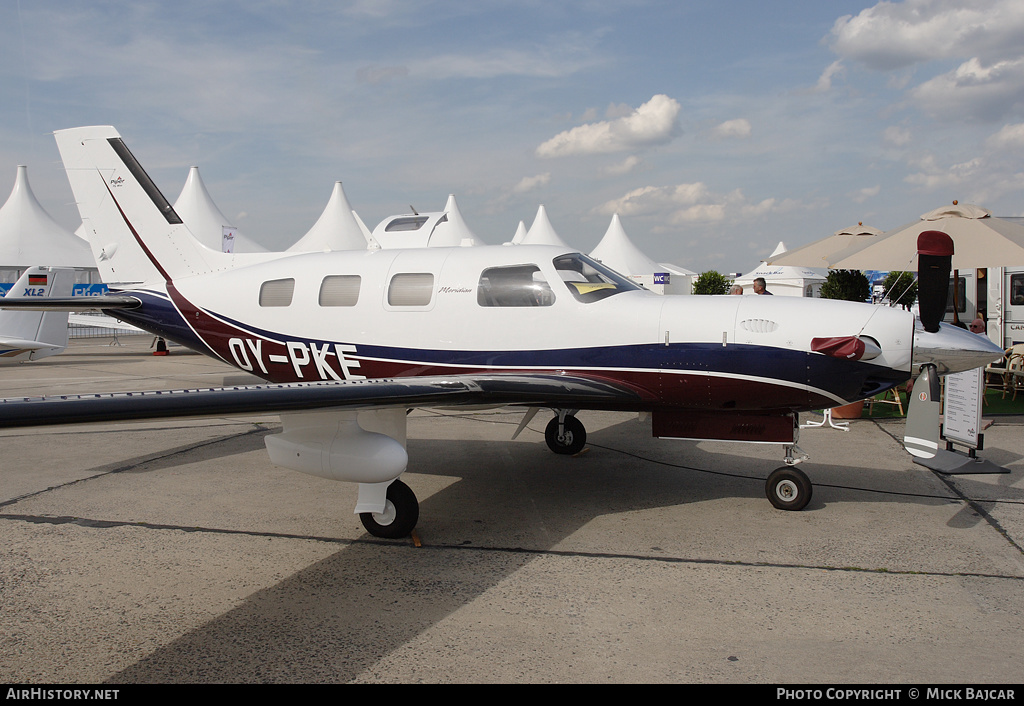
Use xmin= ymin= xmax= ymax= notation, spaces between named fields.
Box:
xmin=0 ymin=295 xmax=141 ymax=311
xmin=0 ymin=338 xmax=60 ymax=351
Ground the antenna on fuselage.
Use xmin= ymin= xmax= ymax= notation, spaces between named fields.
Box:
xmin=409 ymin=205 xmax=418 ymax=215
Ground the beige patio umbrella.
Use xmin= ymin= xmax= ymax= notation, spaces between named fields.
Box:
xmin=828 ymin=202 xmax=1024 ymax=326
xmin=766 ymin=222 xmax=883 ymax=267
xmin=828 ymin=203 xmax=1024 ymax=271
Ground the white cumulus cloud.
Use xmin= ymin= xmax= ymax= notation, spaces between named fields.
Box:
xmin=711 ymin=118 xmax=751 ymax=140
xmin=813 ymin=60 xmax=845 ymax=92
xmin=987 ymin=123 xmax=1024 ymax=149
xmin=829 ymin=0 xmax=1024 ymax=71
xmin=603 ymin=155 xmax=642 ymax=176
xmin=910 ymin=56 xmax=1024 ymax=121
xmin=513 ymin=173 xmax=551 ymax=193
xmin=595 ymin=183 xmax=798 ymax=227
xmin=536 ymin=94 xmax=681 ymax=158
xmin=884 ymin=125 xmax=912 ymax=146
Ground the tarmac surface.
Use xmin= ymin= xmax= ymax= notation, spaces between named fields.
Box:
xmin=0 ymin=336 xmax=1022 ymax=684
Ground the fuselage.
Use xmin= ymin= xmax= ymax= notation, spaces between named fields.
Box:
xmin=105 ymin=244 xmax=916 ymax=413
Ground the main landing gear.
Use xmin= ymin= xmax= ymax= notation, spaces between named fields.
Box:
xmin=359 ymin=479 xmax=420 ymax=539
xmin=542 ymin=411 xmax=814 ymax=511
xmin=544 ymin=411 xmax=586 ymax=455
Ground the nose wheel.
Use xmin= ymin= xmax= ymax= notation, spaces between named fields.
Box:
xmin=545 ymin=414 xmax=586 ymax=455
xmin=765 ymin=466 xmax=812 ymax=511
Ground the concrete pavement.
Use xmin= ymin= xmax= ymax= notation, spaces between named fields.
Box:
xmin=1 ymin=337 xmax=1022 ymax=683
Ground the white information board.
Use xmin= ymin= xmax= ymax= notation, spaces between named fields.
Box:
xmin=942 ymin=367 xmax=983 ymax=448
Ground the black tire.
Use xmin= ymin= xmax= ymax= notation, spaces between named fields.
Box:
xmin=360 ymin=479 xmax=420 ymax=538
xmin=545 ymin=415 xmax=586 ymax=455
xmin=765 ymin=467 xmax=813 ymax=511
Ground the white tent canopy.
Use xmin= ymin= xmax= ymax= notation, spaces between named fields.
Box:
xmin=520 ymin=205 xmax=569 ymax=247
xmin=508 ymin=220 xmax=527 ymax=245
xmin=428 ymin=194 xmax=479 ymax=247
xmin=590 ymin=214 xmax=660 ymax=275
xmin=288 ymin=182 xmax=368 ymax=252
xmin=735 ymin=242 xmax=825 ymax=296
xmin=0 ymin=165 xmax=94 ymax=276
xmin=173 ymin=167 xmax=267 ymax=253
xmin=589 ymin=214 xmax=693 ymax=294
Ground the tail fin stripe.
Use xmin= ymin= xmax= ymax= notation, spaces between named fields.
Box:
xmin=102 ymin=178 xmax=174 ymax=283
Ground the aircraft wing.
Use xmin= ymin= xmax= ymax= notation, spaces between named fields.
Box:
xmin=0 ymin=372 xmax=645 ymax=429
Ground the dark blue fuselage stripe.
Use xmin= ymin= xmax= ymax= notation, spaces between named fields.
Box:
xmin=110 ymin=292 xmax=905 ymax=403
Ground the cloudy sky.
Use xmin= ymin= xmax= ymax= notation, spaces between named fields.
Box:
xmin=2 ymin=0 xmax=1023 ymax=274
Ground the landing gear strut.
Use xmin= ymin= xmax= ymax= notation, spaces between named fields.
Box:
xmin=360 ymin=479 xmax=420 ymax=538
xmin=765 ymin=466 xmax=812 ymax=511
xmin=544 ymin=413 xmax=586 ymax=455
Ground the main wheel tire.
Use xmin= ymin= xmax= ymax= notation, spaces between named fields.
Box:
xmin=544 ymin=415 xmax=586 ymax=455
xmin=765 ymin=467 xmax=813 ymax=511
xmin=360 ymin=479 xmax=420 ymax=538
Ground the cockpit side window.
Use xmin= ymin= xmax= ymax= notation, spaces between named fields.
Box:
xmin=553 ymin=253 xmax=640 ymax=303
xmin=478 ymin=265 xmax=555 ymax=307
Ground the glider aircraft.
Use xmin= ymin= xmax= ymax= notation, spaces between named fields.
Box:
xmin=0 ymin=126 xmax=1004 ymax=538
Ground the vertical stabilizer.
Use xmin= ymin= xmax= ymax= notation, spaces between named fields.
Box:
xmin=54 ymin=126 xmax=222 ymax=286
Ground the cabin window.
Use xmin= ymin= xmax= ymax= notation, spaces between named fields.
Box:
xmin=478 ymin=265 xmax=555 ymax=307
xmin=319 ymin=275 xmax=361 ymax=307
xmin=385 ymin=216 xmax=429 ymax=232
xmin=553 ymin=253 xmax=640 ymax=303
xmin=259 ymin=278 xmax=295 ymax=307
xmin=388 ymin=273 xmax=434 ymax=306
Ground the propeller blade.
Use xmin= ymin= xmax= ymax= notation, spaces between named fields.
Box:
xmin=917 ymin=230 xmax=953 ymax=333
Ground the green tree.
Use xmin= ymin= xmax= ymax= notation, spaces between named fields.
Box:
xmin=881 ymin=271 xmax=917 ymax=309
xmin=820 ymin=269 xmax=870 ymax=302
xmin=692 ymin=270 xmax=733 ymax=295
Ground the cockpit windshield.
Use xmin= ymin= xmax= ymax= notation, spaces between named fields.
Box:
xmin=553 ymin=253 xmax=641 ymax=303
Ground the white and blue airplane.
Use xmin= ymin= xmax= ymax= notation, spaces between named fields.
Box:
xmin=0 ymin=266 xmax=74 ymax=363
xmin=0 ymin=126 xmax=1004 ymax=538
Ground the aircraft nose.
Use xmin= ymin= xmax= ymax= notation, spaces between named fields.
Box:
xmin=911 ymin=320 xmax=1004 ymax=375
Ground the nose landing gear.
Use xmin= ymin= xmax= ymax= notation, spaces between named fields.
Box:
xmin=765 ymin=466 xmax=812 ymax=511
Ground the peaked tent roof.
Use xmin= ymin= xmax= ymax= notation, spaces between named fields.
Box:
xmin=0 ymin=165 xmax=94 ymax=267
xmin=173 ymin=167 xmax=267 ymax=253
xmin=734 ymin=261 xmax=825 ymax=296
xmin=288 ymin=182 xmax=368 ymax=252
xmin=658 ymin=261 xmax=697 ymax=276
xmin=590 ymin=214 xmax=660 ymax=276
xmin=732 ymin=241 xmax=825 ymax=295
xmin=520 ymin=205 xmax=569 ymax=247
xmin=428 ymin=194 xmax=480 ymax=247
xmin=509 ymin=221 xmax=527 ymax=245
